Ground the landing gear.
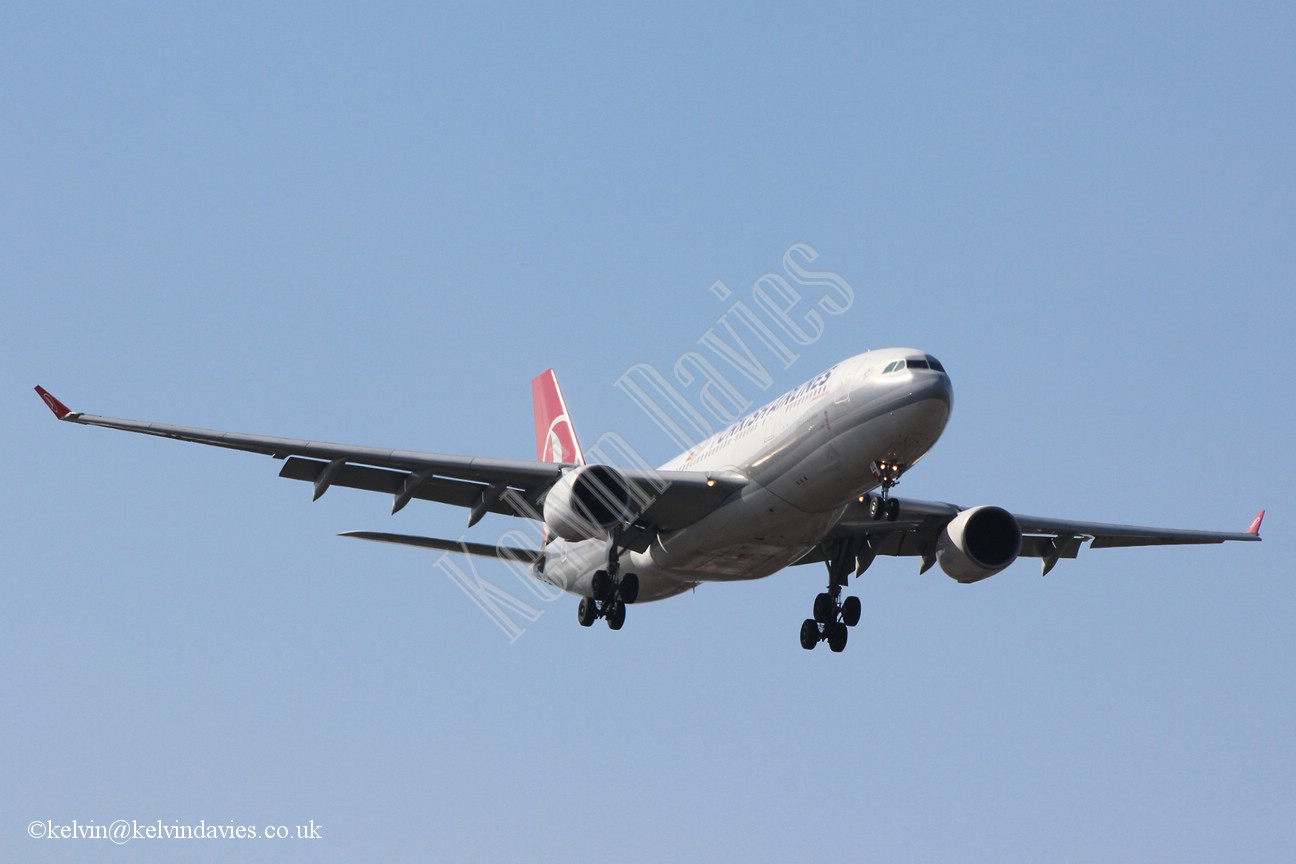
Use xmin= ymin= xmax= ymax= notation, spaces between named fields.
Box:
xmin=868 ymin=495 xmax=900 ymax=521
xmin=577 ymin=596 xmax=598 ymax=627
xmin=577 ymin=531 xmax=638 ymax=631
xmin=841 ymin=595 xmax=862 ymax=627
xmin=606 ymin=599 xmax=626 ymax=630
xmin=578 ymin=572 xmax=638 ymax=629
xmin=592 ymin=570 xmax=611 ymax=601
xmin=803 ymin=617 xmax=850 ymax=652
xmin=868 ymin=461 xmax=904 ymax=522
xmin=800 ymin=537 xmax=869 ymax=652
xmin=813 ymin=592 xmax=835 ymax=624
xmin=619 ymin=573 xmax=639 ymax=604
xmin=825 ymin=622 xmax=848 ymax=653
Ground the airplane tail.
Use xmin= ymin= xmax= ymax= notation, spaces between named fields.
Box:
xmin=532 ymin=369 xmax=585 ymax=465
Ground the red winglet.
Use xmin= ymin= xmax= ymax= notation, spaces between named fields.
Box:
xmin=34 ymin=385 xmax=74 ymax=420
xmin=1247 ymin=510 xmax=1265 ymax=536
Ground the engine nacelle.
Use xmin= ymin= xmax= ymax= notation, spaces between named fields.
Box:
xmin=542 ymin=465 xmax=633 ymax=541
xmin=936 ymin=505 xmax=1022 ymax=583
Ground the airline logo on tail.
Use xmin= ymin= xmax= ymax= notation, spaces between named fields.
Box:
xmin=532 ymin=369 xmax=585 ymax=465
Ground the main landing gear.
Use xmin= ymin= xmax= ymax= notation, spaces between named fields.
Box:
xmin=800 ymin=537 xmax=871 ymax=653
xmin=577 ymin=531 xmax=639 ymax=631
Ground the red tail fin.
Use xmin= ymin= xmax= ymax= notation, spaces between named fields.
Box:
xmin=532 ymin=369 xmax=585 ymax=465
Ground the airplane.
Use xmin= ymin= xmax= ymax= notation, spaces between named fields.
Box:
xmin=35 ymin=347 xmax=1263 ymax=652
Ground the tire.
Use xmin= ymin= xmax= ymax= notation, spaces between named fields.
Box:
xmin=841 ymin=595 xmax=862 ymax=628
xmin=800 ymin=619 xmax=819 ymax=650
xmin=619 ymin=573 xmax=640 ymax=604
xmin=827 ymin=623 xmax=848 ymax=653
xmin=868 ymin=496 xmax=884 ymax=520
xmin=886 ymin=498 xmax=900 ymax=521
xmin=577 ymin=597 xmax=598 ymax=627
xmin=813 ymin=592 xmax=835 ymax=624
xmin=592 ymin=570 xmax=611 ymax=601
xmin=606 ymin=600 xmax=626 ymax=630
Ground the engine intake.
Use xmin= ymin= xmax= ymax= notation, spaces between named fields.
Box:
xmin=936 ymin=505 xmax=1022 ymax=583
xmin=542 ymin=465 xmax=633 ymax=541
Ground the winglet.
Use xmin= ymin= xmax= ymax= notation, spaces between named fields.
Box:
xmin=1247 ymin=509 xmax=1265 ymax=536
xmin=34 ymin=386 xmax=77 ymax=420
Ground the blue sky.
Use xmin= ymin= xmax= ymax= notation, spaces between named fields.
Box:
xmin=4 ymin=2 xmax=1292 ymax=861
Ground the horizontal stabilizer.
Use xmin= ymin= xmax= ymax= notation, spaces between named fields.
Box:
xmin=340 ymin=531 xmax=541 ymax=563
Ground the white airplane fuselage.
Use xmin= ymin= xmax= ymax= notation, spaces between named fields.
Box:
xmin=540 ymin=348 xmax=954 ymax=601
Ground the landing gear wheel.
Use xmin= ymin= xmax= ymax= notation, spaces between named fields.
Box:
xmin=813 ymin=592 xmax=835 ymax=624
xmin=886 ymin=498 xmax=900 ymax=521
xmin=606 ymin=600 xmax=626 ymax=630
xmin=577 ymin=597 xmax=598 ymax=627
xmin=619 ymin=573 xmax=640 ymax=604
xmin=868 ymin=496 xmax=885 ymax=520
xmin=826 ymin=623 xmax=848 ymax=653
xmin=800 ymin=619 xmax=819 ymax=650
xmin=592 ymin=570 xmax=611 ymax=602
xmin=841 ymin=595 xmax=862 ymax=628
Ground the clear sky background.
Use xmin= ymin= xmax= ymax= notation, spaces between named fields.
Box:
xmin=3 ymin=2 xmax=1292 ymax=861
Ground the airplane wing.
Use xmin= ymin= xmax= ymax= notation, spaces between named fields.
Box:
xmin=33 ymin=387 xmax=745 ymax=539
xmin=806 ymin=495 xmax=1263 ymax=576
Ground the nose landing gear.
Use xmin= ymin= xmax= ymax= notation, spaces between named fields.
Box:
xmin=868 ymin=461 xmax=904 ymax=521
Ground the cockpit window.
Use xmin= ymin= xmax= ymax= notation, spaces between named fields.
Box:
xmin=885 ymin=356 xmax=945 ymax=374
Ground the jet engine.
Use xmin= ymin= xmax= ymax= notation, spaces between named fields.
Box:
xmin=542 ymin=465 xmax=633 ymax=541
xmin=936 ymin=505 xmax=1022 ymax=583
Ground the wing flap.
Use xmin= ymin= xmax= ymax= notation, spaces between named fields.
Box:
xmin=278 ymin=457 xmax=533 ymax=517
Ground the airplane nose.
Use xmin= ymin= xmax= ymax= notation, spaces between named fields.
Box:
xmin=923 ymin=371 xmax=954 ymax=411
